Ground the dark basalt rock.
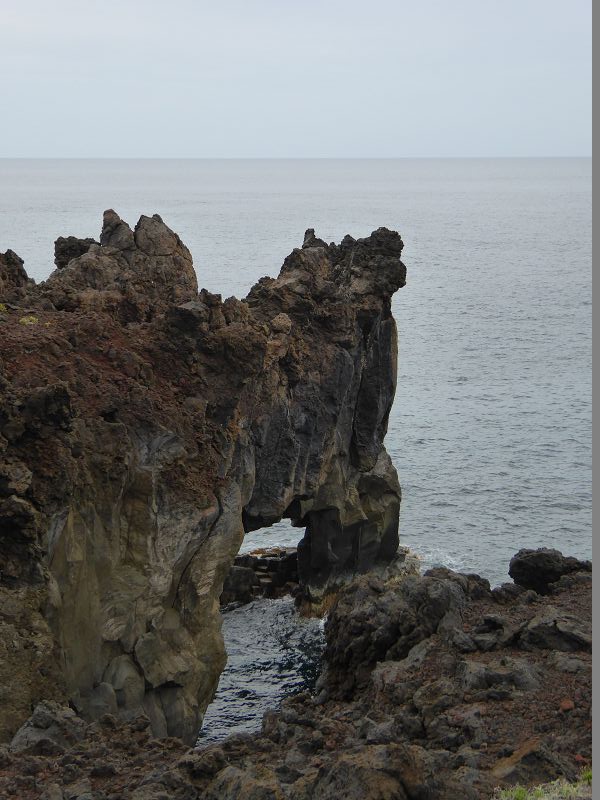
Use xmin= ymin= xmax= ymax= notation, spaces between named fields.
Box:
xmin=221 ymin=548 xmax=300 ymax=605
xmin=509 ymin=548 xmax=592 ymax=595
xmin=0 ymin=249 xmax=30 ymax=302
xmin=54 ymin=236 xmax=98 ymax=269
xmin=323 ymin=572 xmax=466 ymax=697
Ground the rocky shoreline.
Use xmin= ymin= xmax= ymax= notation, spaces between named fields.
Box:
xmin=0 ymin=214 xmax=591 ymax=798
xmin=0 ymin=548 xmax=591 ymax=799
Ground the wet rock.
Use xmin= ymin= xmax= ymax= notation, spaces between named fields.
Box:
xmin=220 ymin=563 xmax=260 ymax=605
xmin=509 ymin=548 xmax=591 ymax=595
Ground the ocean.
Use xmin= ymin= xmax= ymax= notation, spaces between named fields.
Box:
xmin=0 ymin=157 xmax=592 ymax=740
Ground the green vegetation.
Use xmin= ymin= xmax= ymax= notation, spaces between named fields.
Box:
xmin=495 ymin=771 xmax=592 ymax=800
xmin=0 ymin=302 xmax=7 ymax=312
xmin=580 ymin=769 xmax=592 ymax=786
xmin=18 ymin=314 xmax=39 ymax=325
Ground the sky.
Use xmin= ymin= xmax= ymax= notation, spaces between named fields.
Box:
xmin=0 ymin=0 xmax=592 ymax=158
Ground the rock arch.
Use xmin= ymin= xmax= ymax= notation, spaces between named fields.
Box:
xmin=0 ymin=214 xmax=405 ymax=742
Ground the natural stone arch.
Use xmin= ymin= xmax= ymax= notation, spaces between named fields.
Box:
xmin=0 ymin=213 xmax=406 ymax=743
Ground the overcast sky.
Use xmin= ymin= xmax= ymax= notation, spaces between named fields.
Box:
xmin=0 ymin=0 xmax=592 ymax=158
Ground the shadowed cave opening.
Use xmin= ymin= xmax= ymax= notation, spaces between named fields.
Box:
xmin=198 ymin=519 xmax=325 ymax=744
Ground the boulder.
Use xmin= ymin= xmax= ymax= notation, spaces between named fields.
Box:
xmin=10 ymin=702 xmax=86 ymax=755
xmin=519 ymin=607 xmax=592 ymax=652
xmin=324 ymin=573 xmax=466 ymax=696
xmin=509 ymin=548 xmax=591 ymax=594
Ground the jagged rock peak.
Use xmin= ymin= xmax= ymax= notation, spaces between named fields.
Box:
xmin=100 ymin=208 xmax=135 ymax=249
xmin=37 ymin=210 xmax=198 ymax=321
xmin=0 ymin=249 xmax=30 ymax=301
xmin=302 ymin=228 xmax=328 ymax=248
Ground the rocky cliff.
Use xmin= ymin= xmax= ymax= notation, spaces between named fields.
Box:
xmin=0 ymin=212 xmax=405 ymax=743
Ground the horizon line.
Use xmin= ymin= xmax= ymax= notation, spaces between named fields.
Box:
xmin=0 ymin=155 xmax=592 ymax=161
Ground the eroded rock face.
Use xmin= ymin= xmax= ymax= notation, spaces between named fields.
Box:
xmin=0 ymin=212 xmax=405 ymax=743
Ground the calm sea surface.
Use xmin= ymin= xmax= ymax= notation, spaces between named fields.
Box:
xmin=0 ymin=158 xmax=592 ymax=739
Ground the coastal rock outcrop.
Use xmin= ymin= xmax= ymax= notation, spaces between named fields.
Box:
xmin=508 ymin=548 xmax=592 ymax=595
xmin=0 ymin=249 xmax=30 ymax=302
xmin=0 ymin=212 xmax=405 ymax=743
xmin=0 ymin=551 xmax=591 ymax=799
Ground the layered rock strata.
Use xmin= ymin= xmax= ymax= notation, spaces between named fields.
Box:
xmin=0 ymin=212 xmax=405 ymax=743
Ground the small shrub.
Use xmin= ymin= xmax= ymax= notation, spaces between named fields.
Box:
xmin=19 ymin=315 xmax=39 ymax=325
xmin=494 ymin=771 xmax=592 ymax=799
xmin=581 ymin=769 xmax=592 ymax=786
xmin=497 ymin=787 xmax=529 ymax=800
xmin=0 ymin=302 xmax=7 ymax=312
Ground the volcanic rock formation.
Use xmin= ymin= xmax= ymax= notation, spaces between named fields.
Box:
xmin=0 ymin=212 xmax=405 ymax=743
xmin=0 ymin=550 xmax=591 ymax=799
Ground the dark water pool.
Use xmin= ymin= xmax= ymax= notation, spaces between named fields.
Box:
xmin=197 ymin=597 xmax=325 ymax=744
